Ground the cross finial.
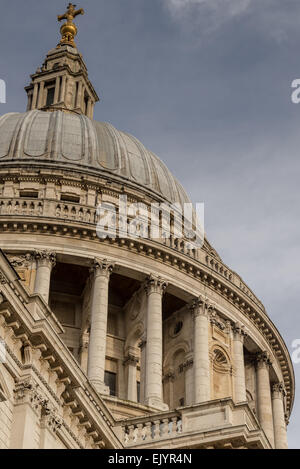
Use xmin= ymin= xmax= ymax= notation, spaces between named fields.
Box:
xmin=57 ymin=3 xmax=85 ymax=48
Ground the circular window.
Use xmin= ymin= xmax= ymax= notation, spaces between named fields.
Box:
xmin=174 ymin=321 xmax=183 ymax=335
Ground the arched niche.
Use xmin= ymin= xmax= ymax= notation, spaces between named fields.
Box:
xmin=211 ymin=346 xmax=233 ymax=400
xmin=123 ymin=321 xmax=144 ymax=403
xmin=163 ymin=341 xmax=191 ymax=409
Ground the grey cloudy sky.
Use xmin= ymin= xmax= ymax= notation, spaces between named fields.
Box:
xmin=0 ymin=0 xmax=299 ymax=447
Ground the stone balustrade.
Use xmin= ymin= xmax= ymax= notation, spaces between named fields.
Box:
xmin=0 ymin=198 xmax=44 ymax=216
xmin=120 ymin=412 xmax=182 ymax=446
xmin=116 ymin=399 xmax=270 ymax=449
xmin=205 ymin=254 xmax=232 ymax=280
xmin=55 ymin=203 xmax=96 ymax=224
xmin=0 ymin=197 xmax=97 ymax=224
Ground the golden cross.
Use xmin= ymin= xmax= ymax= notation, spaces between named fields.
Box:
xmin=58 ymin=3 xmax=84 ymax=24
xmin=57 ymin=3 xmax=84 ymax=48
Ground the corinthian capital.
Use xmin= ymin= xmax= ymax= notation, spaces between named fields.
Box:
xmin=14 ymin=378 xmax=45 ymax=413
xmin=272 ymin=382 xmax=286 ymax=398
xmin=189 ymin=295 xmax=214 ymax=319
xmin=232 ymin=321 xmax=247 ymax=341
xmin=34 ymin=250 xmax=56 ymax=268
xmin=256 ymin=350 xmax=272 ymax=368
xmin=123 ymin=354 xmax=139 ymax=366
xmin=91 ymin=258 xmax=115 ymax=278
xmin=41 ymin=407 xmax=63 ymax=434
xmin=144 ymin=274 xmax=168 ymax=296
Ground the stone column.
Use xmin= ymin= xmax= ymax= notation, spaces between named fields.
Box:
xmin=32 ymin=82 xmax=39 ymax=110
xmin=60 ymin=75 xmax=67 ymax=103
xmin=272 ymin=382 xmax=288 ymax=449
xmin=53 ymin=76 xmax=60 ymax=104
xmin=81 ymin=86 xmax=86 ymax=111
xmin=256 ymin=351 xmax=275 ymax=447
xmin=37 ymin=81 xmax=45 ymax=108
xmin=190 ymin=296 xmax=211 ymax=403
xmin=34 ymin=251 xmax=56 ymax=304
xmin=76 ymin=81 xmax=83 ymax=109
xmin=124 ymin=351 xmax=139 ymax=402
xmin=232 ymin=322 xmax=247 ymax=403
xmin=87 ymin=98 xmax=93 ymax=118
xmin=144 ymin=275 xmax=168 ymax=411
xmin=87 ymin=258 xmax=114 ymax=394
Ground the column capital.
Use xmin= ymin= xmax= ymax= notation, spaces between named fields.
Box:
xmin=40 ymin=407 xmax=62 ymax=434
xmin=123 ymin=353 xmax=139 ymax=366
xmin=34 ymin=250 xmax=56 ymax=268
xmin=14 ymin=378 xmax=46 ymax=414
xmin=272 ymin=382 xmax=286 ymax=399
xmin=162 ymin=368 xmax=175 ymax=383
xmin=232 ymin=321 xmax=247 ymax=341
xmin=144 ymin=274 xmax=168 ymax=296
xmin=91 ymin=258 xmax=115 ymax=279
xmin=255 ymin=350 xmax=273 ymax=369
xmin=189 ymin=295 xmax=214 ymax=319
xmin=210 ymin=311 xmax=227 ymax=331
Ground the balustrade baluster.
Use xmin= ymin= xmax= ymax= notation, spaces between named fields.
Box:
xmin=136 ymin=423 xmax=143 ymax=443
xmin=171 ymin=416 xmax=178 ymax=435
xmin=144 ymin=422 xmax=152 ymax=441
xmin=123 ymin=426 xmax=129 ymax=444
xmin=153 ymin=420 xmax=161 ymax=439
xmin=127 ymin=424 xmax=135 ymax=443
xmin=161 ymin=418 xmax=169 ymax=438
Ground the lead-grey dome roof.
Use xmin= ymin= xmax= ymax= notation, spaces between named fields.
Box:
xmin=0 ymin=110 xmax=190 ymax=205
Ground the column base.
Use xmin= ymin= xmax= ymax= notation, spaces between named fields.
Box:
xmin=145 ymin=397 xmax=169 ymax=411
xmin=90 ymin=380 xmax=110 ymax=396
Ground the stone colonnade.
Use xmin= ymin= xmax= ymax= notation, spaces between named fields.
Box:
xmin=32 ymin=252 xmax=288 ymax=448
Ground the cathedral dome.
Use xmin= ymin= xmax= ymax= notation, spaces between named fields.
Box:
xmin=0 ymin=110 xmax=191 ymax=206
